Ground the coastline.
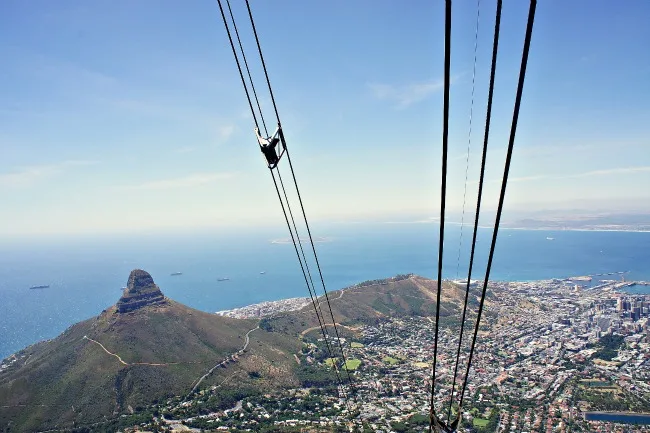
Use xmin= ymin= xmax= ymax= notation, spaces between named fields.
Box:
xmin=4 ymin=275 xmax=650 ymax=362
xmin=390 ymin=219 xmax=650 ymax=233
xmin=212 ymin=275 xmax=650 ymax=320
xmin=215 ymin=296 xmax=311 ymax=319
xmin=500 ymin=226 xmax=650 ymax=233
xmin=3 ymin=226 xmax=650 ymax=363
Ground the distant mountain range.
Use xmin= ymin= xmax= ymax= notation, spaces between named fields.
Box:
xmin=503 ymin=212 xmax=650 ymax=231
xmin=0 ymin=270 xmax=469 ymax=431
xmin=376 ymin=211 xmax=650 ymax=232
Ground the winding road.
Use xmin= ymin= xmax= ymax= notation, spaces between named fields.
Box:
xmin=188 ymin=326 xmax=259 ymax=395
xmin=83 ymin=324 xmax=259 ymax=398
xmin=83 ymin=336 xmax=180 ymax=367
xmin=300 ymin=322 xmax=361 ymax=337
xmin=83 ymin=336 xmax=128 ymax=365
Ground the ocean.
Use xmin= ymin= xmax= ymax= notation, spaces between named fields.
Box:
xmin=1 ymin=222 xmax=649 ymax=360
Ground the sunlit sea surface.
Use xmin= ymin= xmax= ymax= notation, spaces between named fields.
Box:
xmin=1 ymin=223 xmax=649 ymax=359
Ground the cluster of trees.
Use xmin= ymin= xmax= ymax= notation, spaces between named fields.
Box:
xmin=259 ymin=317 xmax=273 ymax=331
xmin=592 ymin=334 xmax=625 ymax=361
xmin=63 ymin=411 xmax=158 ymax=433
xmin=296 ymin=364 xmax=339 ymax=388
xmin=473 ymin=408 xmax=500 ymax=432
xmin=185 ymin=392 xmax=349 ymax=431
xmin=170 ymin=387 xmax=258 ymax=420
xmin=576 ymin=389 xmax=631 ymax=411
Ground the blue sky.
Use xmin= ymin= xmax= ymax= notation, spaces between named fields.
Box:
xmin=1 ymin=0 xmax=649 ymax=236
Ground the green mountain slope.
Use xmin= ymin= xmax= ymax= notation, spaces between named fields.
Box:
xmin=262 ymin=275 xmax=466 ymax=337
xmin=0 ymin=270 xmax=300 ymax=431
xmin=0 ymin=272 xmax=469 ymax=431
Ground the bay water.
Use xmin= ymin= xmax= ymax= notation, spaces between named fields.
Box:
xmin=1 ymin=222 xmax=649 ymax=359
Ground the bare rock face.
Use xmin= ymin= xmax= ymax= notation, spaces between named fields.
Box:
xmin=117 ymin=269 xmax=166 ymax=313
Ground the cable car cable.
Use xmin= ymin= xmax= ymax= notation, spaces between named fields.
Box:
xmin=215 ymin=0 xmax=259 ymax=130
xmin=284 ymin=148 xmax=359 ymax=397
xmin=454 ymin=0 xmax=481 ymax=281
xmin=243 ymin=0 xmax=359 ymax=404
xmin=447 ymin=0 xmax=486 ymax=422
xmin=225 ymin=0 xmax=269 ymax=136
xmin=276 ymin=169 xmax=333 ymax=339
xmin=245 ymin=0 xmax=281 ymax=125
xmin=429 ymin=0 xmax=452 ymax=430
xmin=458 ymin=0 xmax=537 ymax=412
xmin=216 ymin=0 xmax=351 ymax=404
xmin=269 ymin=170 xmax=349 ymax=402
xmin=242 ymin=0 xmax=360 ymax=399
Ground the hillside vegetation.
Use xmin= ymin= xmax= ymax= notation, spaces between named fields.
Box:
xmin=0 ymin=271 xmax=300 ymax=431
xmin=0 ymin=272 xmax=469 ymax=431
xmin=262 ymin=275 xmax=466 ymax=336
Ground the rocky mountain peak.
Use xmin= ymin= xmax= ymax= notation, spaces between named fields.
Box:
xmin=117 ymin=269 xmax=166 ymax=313
xmin=127 ymin=269 xmax=156 ymax=294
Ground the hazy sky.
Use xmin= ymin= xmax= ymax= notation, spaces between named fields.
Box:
xmin=1 ymin=0 xmax=649 ymax=236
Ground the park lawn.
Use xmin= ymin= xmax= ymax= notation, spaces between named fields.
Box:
xmin=344 ymin=359 xmax=362 ymax=371
xmin=350 ymin=342 xmax=364 ymax=348
xmin=473 ymin=418 xmax=489 ymax=428
xmin=383 ymin=356 xmax=400 ymax=365
xmin=324 ymin=358 xmax=338 ymax=367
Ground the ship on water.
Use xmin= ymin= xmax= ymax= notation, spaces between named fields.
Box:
xmin=170 ymin=272 xmax=183 ymax=276
xmin=29 ymin=285 xmax=49 ymax=290
xmin=217 ymin=278 xmax=230 ymax=282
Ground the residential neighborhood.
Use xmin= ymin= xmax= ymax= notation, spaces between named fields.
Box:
xmin=134 ymin=277 xmax=650 ymax=432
